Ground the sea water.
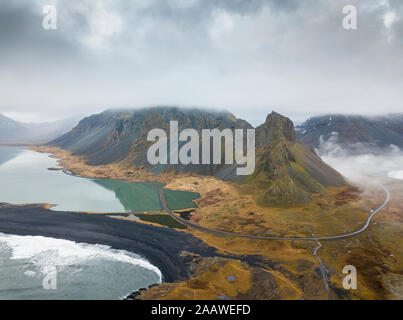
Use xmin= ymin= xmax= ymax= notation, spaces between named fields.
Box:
xmin=0 ymin=233 xmax=161 ymax=300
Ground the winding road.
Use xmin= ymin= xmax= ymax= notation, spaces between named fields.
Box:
xmin=158 ymin=185 xmax=390 ymax=242
xmin=158 ymin=185 xmax=390 ymax=299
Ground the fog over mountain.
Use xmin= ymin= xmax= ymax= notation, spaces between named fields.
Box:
xmin=296 ymin=114 xmax=403 ymax=155
xmin=0 ymin=113 xmax=82 ymax=144
xmin=296 ymin=114 xmax=403 ymax=185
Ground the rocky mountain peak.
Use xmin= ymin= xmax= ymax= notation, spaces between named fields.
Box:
xmin=256 ymin=111 xmax=296 ymax=148
xmin=265 ymin=111 xmax=296 ymax=142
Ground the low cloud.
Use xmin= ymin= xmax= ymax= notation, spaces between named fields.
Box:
xmin=0 ymin=0 xmax=402 ymax=122
xmin=317 ymin=134 xmax=403 ymax=184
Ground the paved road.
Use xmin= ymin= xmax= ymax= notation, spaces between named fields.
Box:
xmin=159 ymin=185 xmax=390 ymax=242
xmin=313 ymin=240 xmax=331 ymax=299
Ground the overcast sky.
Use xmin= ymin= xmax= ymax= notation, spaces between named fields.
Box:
xmin=0 ymin=0 xmax=402 ymax=125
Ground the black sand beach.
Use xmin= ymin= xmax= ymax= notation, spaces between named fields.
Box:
xmin=0 ymin=204 xmax=217 ymax=283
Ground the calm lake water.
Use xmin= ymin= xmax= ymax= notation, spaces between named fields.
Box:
xmin=0 ymin=146 xmax=198 ymax=213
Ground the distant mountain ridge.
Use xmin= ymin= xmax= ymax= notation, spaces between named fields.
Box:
xmin=0 ymin=114 xmax=30 ymax=143
xmin=50 ymin=107 xmax=345 ymax=206
xmin=296 ymin=114 xmax=403 ymax=155
xmin=0 ymin=113 xmax=82 ymax=144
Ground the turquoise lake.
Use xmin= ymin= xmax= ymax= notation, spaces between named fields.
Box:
xmin=0 ymin=146 xmax=199 ymax=213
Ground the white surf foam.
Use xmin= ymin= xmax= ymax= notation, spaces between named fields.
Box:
xmin=0 ymin=233 xmax=162 ymax=282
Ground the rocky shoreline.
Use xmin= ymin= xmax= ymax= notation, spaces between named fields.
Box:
xmin=124 ymin=284 xmax=160 ymax=300
xmin=0 ymin=204 xmax=217 ymax=285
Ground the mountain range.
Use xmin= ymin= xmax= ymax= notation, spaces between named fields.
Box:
xmin=50 ymin=107 xmax=345 ymax=206
xmin=0 ymin=113 xmax=82 ymax=144
xmin=296 ymin=114 xmax=403 ymax=155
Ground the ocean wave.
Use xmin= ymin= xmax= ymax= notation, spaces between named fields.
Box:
xmin=0 ymin=233 xmax=162 ymax=282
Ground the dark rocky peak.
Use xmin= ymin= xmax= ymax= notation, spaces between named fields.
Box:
xmin=256 ymin=111 xmax=296 ymax=147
